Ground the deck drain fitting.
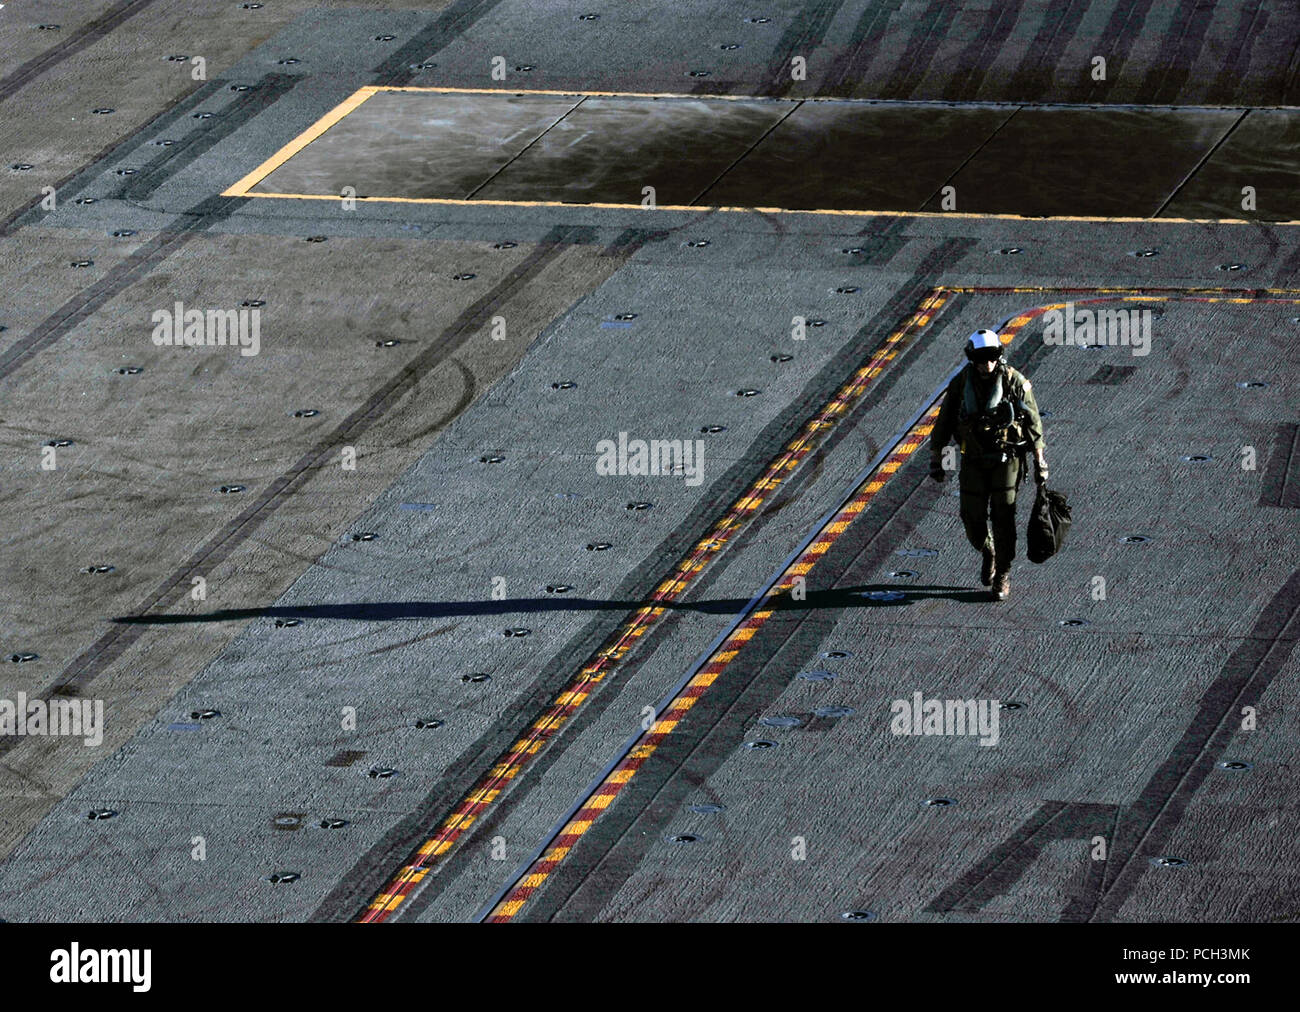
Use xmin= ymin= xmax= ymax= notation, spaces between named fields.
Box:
xmin=267 ymin=872 xmax=300 ymax=883
xmin=165 ymin=54 xmax=189 ymax=61
xmin=74 ymin=197 xmax=96 ymax=205
xmin=667 ymin=833 xmax=699 ymax=844
xmin=479 ymin=455 xmax=504 ymax=463
xmin=79 ymin=564 xmax=115 ymax=574
xmin=38 ymin=24 xmax=62 ymax=30
xmin=374 ymin=34 xmax=396 ymax=41
xmin=551 ymin=381 xmax=576 ymax=389
xmin=688 ymin=70 xmax=711 ymax=77
xmin=797 ymin=670 xmax=836 ymax=681
xmin=923 ymin=797 xmax=956 ymax=807
xmin=217 ymin=484 xmax=245 ymax=494
xmin=689 ymin=803 xmax=726 ymax=814
xmin=897 ymin=548 xmax=938 ymax=558
xmin=613 ymin=313 xmax=638 ymax=321
xmin=1130 ymin=249 xmax=1159 ymax=257
xmin=1059 ymin=618 xmax=1091 ymax=627
xmin=685 ymin=239 xmax=711 ymax=247
xmin=153 ymin=139 xmax=175 ymax=147
xmin=112 ymin=229 xmax=137 ymax=237
xmin=813 ymin=705 xmax=855 ymax=718
xmin=1120 ymin=535 xmax=1150 ymax=544
xmin=736 ymin=389 xmax=761 ymax=397
xmin=626 ymin=501 xmax=652 ymax=510
xmin=274 ymin=815 xmax=301 ymax=827
xmin=744 ymin=739 xmax=778 ymax=750
xmin=493 ymin=240 xmax=517 ymax=249
xmin=1218 ymin=264 xmax=1244 ymax=271
xmin=999 ymin=701 xmax=1027 ymax=711
xmin=293 ymin=409 xmax=319 ymax=418
xmin=1181 ymin=454 xmax=1213 ymax=462
xmin=229 ymin=84 xmax=253 ymax=92
xmin=240 ymin=299 xmax=265 ymax=308
xmin=545 ymin=584 xmax=572 ymax=593
xmin=515 ymin=65 xmax=536 ymax=72
xmin=1236 ymin=381 xmax=1268 ymax=389
xmin=453 ymin=272 xmax=476 ymax=280
xmin=320 ymin=819 xmax=348 ymax=829
xmin=415 ymin=719 xmax=444 ymax=730
xmin=116 ymin=365 xmax=143 ymax=375
xmin=770 ymin=353 xmax=793 ymax=363
xmin=193 ymin=112 xmax=213 ymax=119
xmin=821 ymin=650 xmax=852 ymax=659
xmin=834 ymin=286 xmax=860 ymax=294
xmin=842 ymin=247 xmax=865 ymax=255
xmin=888 ymin=570 xmax=918 ymax=579
xmin=759 ymin=715 xmax=802 ymax=728
xmin=376 ymin=338 xmax=402 ymax=347
xmin=304 ymin=235 xmax=327 ymax=243
xmin=462 ymin=673 xmax=491 ymax=683
xmin=998 ymin=247 xmax=1023 ymax=255
xmin=71 ymin=259 xmax=94 ymax=268
xmin=190 ymin=709 xmax=220 ymax=720
xmin=701 ymin=425 xmax=727 ymax=433
xmin=720 ymin=43 xmax=741 ymax=50
xmin=808 ymin=319 xmax=826 ymax=327
xmin=350 ymin=532 xmax=377 ymax=542
xmin=839 ymin=910 xmax=877 ymax=922
xmin=367 ymin=767 xmax=398 ymax=779
xmin=578 ymin=13 xmax=600 ymax=20
xmin=858 ymin=590 xmax=905 ymax=602
xmin=586 ymin=542 xmax=612 ymax=551
xmin=87 ymin=809 xmax=118 ymax=820
xmin=278 ymin=58 xmax=301 ymax=65
xmin=114 ymin=169 xmax=137 ymax=176
xmin=503 ymin=627 xmax=530 ymax=637
xmin=1217 ymin=760 xmax=1253 ymax=771
xmin=1149 ymin=856 xmax=1186 ymax=868
xmin=92 ymin=108 xmax=115 ymax=115
xmin=9 ymin=653 xmax=38 ymax=663
xmin=745 ymin=17 xmax=772 ymax=24
xmin=273 ymin=618 xmax=301 ymax=628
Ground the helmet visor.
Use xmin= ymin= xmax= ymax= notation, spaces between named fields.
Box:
xmin=968 ymin=346 xmax=1002 ymax=363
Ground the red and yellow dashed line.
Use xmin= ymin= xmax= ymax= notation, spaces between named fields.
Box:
xmin=364 ymin=284 xmax=1300 ymax=923
xmin=356 ymin=287 xmax=954 ymax=921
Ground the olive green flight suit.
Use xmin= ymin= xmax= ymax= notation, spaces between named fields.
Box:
xmin=929 ymin=364 xmax=1045 ymax=567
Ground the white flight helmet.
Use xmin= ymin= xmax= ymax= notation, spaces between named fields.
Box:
xmin=965 ymin=329 xmax=1004 ymax=362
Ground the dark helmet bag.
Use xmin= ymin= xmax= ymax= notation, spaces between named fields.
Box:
xmin=1027 ymin=483 xmax=1072 ymax=563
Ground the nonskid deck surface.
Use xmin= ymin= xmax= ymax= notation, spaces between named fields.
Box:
xmin=0 ymin=1 xmax=1296 ymax=925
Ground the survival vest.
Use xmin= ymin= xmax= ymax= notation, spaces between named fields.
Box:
xmin=957 ymin=364 xmax=1031 ymax=465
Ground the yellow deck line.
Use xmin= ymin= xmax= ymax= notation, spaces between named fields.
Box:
xmin=229 ymin=189 xmax=1300 ymax=225
xmin=222 ymin=86 xmax=381 ymax=197
xmin=221 ymin=86 xmax=1300 ymax=225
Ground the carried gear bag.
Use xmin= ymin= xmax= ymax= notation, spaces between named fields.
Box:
xmin=1026 ymin=483 xmax=1072 ymax=563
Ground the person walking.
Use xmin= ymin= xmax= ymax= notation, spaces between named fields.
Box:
xmin=927 ymin=330 xmax=1048 ymax=600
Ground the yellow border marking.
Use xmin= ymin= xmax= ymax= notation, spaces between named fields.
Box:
xmin=220 ymin=87 xmax=1300 ymax=225
xmin=223 ymin=86 xmax=382 ymax=197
